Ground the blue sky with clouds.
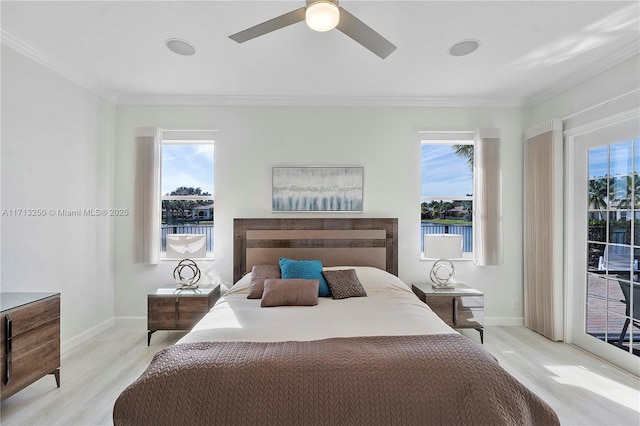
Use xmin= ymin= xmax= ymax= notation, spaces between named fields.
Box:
xmin=162 ymin=144 xmax=214 ymax=195
xmin=588 ymin=139 xmax=640 ymax=179
xmin=421 ymin=144 xmax=473 ymax=198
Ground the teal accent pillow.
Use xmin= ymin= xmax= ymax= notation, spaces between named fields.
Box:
xmin=279 ymin=258 xmax=330 ymax=297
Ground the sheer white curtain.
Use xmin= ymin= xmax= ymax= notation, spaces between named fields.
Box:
xmin=473 ymin=129 xmax=503 ymax=266
xmin=134 ymin=127 xmax=161 ymax=264
xmin=523 ymin=119 xmax=564 ymax=341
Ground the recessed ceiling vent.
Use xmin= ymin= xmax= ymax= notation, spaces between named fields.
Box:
xmin=449 ymin=39 xmax=480 ymax=57
xmin=166 ymin=38 xmax=196 ymax=56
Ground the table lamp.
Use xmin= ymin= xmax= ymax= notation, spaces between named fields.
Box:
xmin=423 ymin=234 xmax=463 ymax=289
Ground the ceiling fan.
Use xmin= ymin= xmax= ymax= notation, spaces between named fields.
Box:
xmin=229 ymin=0 xmax=396 ymax=59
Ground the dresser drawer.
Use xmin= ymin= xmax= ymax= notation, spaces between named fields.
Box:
xmin=0 ymin=293 xmax=60 ymax=401
xmin=10 ymin=318 xmax=60 ymax=355
xmin=1 ymin=337 xmax=60 ymax=396
xmin=5 ymin=297 xmax=59 ymax=335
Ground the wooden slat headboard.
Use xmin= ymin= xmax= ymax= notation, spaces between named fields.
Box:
xmin=233 ymin=218 xmax=398 ymax=283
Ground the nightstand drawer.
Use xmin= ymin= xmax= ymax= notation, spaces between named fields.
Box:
xmin=147 ymin=310 xmax=208 ymax=330
xmin=412 ymin=283 xmax=484 ymax=343
xmin=455 ymin=302 xmax=484 ymax=328
xmin=147 ymin=287 xmax=220 ymax=345
xmin=148 ymin=296 xmax=211 ymax=313
xmin=424 ymin=295 xmax=484 ymax=328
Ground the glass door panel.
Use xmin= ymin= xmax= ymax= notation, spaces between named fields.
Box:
xmin=568 ymin=114 xmax=640 ymax=374
xmin=586 ymin=139 xmax=639 ymax=357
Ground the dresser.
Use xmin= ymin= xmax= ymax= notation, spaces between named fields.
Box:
xmin=0 ymin=292 xmax=61 ymax=401
xmin=147 ymin=286 xmax=220 ymax=345
xmin=411 ymin=283 xmax=484 ymax=343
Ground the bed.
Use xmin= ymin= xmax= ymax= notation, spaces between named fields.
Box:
xmin=114 ymin=218 xmax=559 ymax=426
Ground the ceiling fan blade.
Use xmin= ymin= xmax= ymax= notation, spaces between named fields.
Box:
xmin=229 ymin=7 xmax=306 ymax=43
xmin=336 ymin=7 xmax=396 ymax=59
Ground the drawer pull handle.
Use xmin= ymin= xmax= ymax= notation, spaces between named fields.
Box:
xmin=175 ymin=297 xmax=180 ymax=327
xmin=5 ymin=314 xmax=12 ymax=385
xmin=453 ymin=298 xmax=458 ymax=326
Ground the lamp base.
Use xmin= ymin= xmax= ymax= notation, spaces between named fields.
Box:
xmin=431 ymin=281 xmax=456 ymax=289
xmin=173 ymin=259 xmax=201 ymax=290
xmin=429 ymin=258 xmax=457 ymax=289
xmin=176 ymin=282 xmax=200 ymax=291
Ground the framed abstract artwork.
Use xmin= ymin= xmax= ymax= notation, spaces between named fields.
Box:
xmin=272 ymin=167 xmax=364 ymax=212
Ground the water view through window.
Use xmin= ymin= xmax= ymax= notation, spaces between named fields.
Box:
xmin=421 ymin=142 xmax=473 ymax=254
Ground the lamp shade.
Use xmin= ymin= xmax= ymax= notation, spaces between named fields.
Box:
xmin=166 ymin=234 xmax=206 ymax=259
xmin=306 ymin=1 xmax=340 ymax=32
xmin=424 ymin=234 xmax=463 ymax=259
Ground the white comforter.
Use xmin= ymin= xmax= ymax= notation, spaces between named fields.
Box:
xmin=178 ymin=266 xmax=455 ymax=344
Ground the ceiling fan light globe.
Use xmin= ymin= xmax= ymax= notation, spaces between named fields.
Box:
xmin=306 ymin=1 xmax=340 ymax=32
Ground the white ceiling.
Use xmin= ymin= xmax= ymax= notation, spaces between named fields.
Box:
xmin=2 ymin=1 xmax=639 ymax=106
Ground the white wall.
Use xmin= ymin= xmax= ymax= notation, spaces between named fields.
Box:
xmin=114 ymin=105 xmax=527 ymax=325
xmin=528 ymin=55 xmax=640 ymax=127
xmin=1 ymin=46 xmax=117 ymax=347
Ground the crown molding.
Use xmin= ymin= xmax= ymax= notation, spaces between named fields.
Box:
xmin=116 ymin=94 xmax=524 ymax=107
xmin=524 ymin=40 xmax=639 ymax=107
xmin=0 ymin=29 xmax=521 ymax=108
xmin=1 ymin=29 xmax=119 ymax=104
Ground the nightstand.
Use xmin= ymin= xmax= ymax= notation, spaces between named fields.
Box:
xmin=412 ymin=282 xmax=484 ymax=343
xmin=147 ymin=286 xmax=220 ymax=345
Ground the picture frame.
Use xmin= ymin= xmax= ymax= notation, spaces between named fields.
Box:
xmin=272 ymin=167 xmax=364 ymax=212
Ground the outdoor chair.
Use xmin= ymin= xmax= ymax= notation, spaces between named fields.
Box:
xmin=617 ymin=280 xmax=640 ymax=345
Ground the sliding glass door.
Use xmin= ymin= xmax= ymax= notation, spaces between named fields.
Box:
xmin=566 ymin=113 xmax=640 ymax=374
xmin=586 ymin=139 xmax=638 ymax=350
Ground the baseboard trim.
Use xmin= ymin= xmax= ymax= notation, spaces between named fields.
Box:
xmin=115 ymin=316 xmax=146 ymax=328
xmin=61 ymin=317 xmax=115 ymax=356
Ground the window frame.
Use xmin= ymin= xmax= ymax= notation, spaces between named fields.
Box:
xmin=160 ymin=138 xmax=215 ymax=259
xmin=420 ymin=138 xmax=475 ymax=260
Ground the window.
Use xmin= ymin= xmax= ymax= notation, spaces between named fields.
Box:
xmin=160 ymin=138 xmax=214 ymax=257
xmin=420 ymin=140 xmax=474 ymax=258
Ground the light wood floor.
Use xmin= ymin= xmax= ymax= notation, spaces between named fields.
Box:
xmin=1 ymin=325 xmax=638 ymax=425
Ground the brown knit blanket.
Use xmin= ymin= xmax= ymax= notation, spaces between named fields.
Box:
xmin=113 ymin=334 xmax=559 ymax=426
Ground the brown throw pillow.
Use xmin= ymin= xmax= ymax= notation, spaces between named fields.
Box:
xmin=261 ymin=279 xmax=319 ymax=307
xmin=247 ymin=264 xmax=281 ymax=299
xmin=322 ymin=269 xmax=367 ymax=299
